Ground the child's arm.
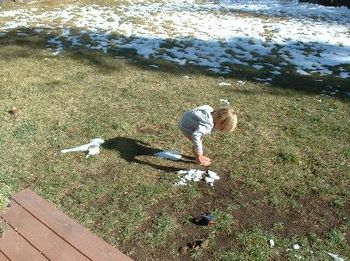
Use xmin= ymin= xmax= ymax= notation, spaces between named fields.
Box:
xmin=192 ymin=128 xmax=212 ymax=166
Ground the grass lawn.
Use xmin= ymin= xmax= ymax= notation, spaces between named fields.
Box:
xmin=0 ymin=1 xmax=349 ymax=260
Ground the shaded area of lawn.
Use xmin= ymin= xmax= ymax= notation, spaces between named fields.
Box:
xmin=103 ymin=137 xmax=193 ymax=172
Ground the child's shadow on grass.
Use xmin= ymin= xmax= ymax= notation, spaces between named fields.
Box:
xmin=103 ymin=137 xmax=194 ymax=173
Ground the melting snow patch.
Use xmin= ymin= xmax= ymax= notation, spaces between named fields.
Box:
xmin=327 ymin=253 xmax=344 ymax=261
xmin=61 ymin=138 xmax=105 ymax=158
xmin=149 ymin=64 xmax=159 ymax=68
xmin=16 ymin=32 xmax=28 ymax=36
xmin=296 ymin=68 xmax=310 ymax=76
xmin=47 ymin=37 xmax=64 ymax=55
xmin=176 ymin=169 xmax=220 ymax=186
xmin=219 ymin=99 xmax=230 ymax=106
xmin=254 ymin=77 xmax=272 ymax=82
xmin=253 ymin=64 xmax=264 ymax=70
xmin=218 ymin=82 xmax=232 ymax=86
xmin=237 ymin=80 xmax=246 ymax=85
xmin=154 ymin=151 xmax=182 ymax=161
xmin=292 ymin=244 xmax=300 ymax=250
xmin=0 ymin=1 xmax=349 ymax=79
xmin=339 ymin=71 xmax=349 ymax=79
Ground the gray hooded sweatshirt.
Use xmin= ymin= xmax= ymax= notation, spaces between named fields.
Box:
xmin=178 ymin=105 xmax=214 ymax=154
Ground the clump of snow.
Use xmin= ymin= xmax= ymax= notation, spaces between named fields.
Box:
xmin=219 ymin=98 xmax=230 ymax=106
xmin=154 ymin=150 xmax=182 ymax=161
xmin=292 ymin=244 xmax=300 ymax=250
xmin=254 ymin=77 xmax=272 ymax=82
xmin=237 ymin=80 xmax=246 ymax=85
xmin=218 ymin=82 xmax=232 ymax=86
xmin=61 ymin=138 xmax=105 ymax=158
xmin=176 ymin=169 xmax=220 ymax=186
xmin=327 ymin=253 xmax=345 ymax=261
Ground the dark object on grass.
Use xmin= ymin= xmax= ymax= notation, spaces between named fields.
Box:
xmin=191 ymin=213 xmax=215 ymax=226
xmin=178 ymin=239 xmax=210 ymax=254
xmin=8 ymin=106 xmax=18 ymax=117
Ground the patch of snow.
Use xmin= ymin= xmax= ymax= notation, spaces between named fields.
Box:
xmin=61 ymin=138 xmax=105 ymax=158
xmin=292 ymin=244 xmax=300 ymax=250
xmin=296 ymin=68 xmax=310 ymax=76
xmin=254 ymin=77 xmax=272 ymax=82
xmin=327 ymin=253 xmax=344 ymax=261
xmin=218 ymin=82 xmax=232 ymax=86
xmin=339 ymin=71 xmax=349 ymax=78
xmin=252 ymin=64 xmax=264 ymax=70
xmin=0 ymin=1 xmax=349 ymax=79
xmin=154 ymin=150 xmax=182 ymax=161
xmin=219 ymin=98 xmax=230 ymax=106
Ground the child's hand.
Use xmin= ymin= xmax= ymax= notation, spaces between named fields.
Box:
xmin=196 ymin=155 xmax=212 ymax=166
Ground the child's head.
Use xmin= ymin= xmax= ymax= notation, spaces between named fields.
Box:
xmin=212 ymin=107 xmax=237 ymax=132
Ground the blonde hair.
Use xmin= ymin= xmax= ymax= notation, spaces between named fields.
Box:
xmin=212 ymin=107 xmax=237 ymax=132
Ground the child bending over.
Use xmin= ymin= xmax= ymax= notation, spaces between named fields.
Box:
xmin=178 ymin=105 xmax=237 ymax=166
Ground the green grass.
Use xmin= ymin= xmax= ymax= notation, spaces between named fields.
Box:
xmin=0 ymin=1 xmax=349 ymax=260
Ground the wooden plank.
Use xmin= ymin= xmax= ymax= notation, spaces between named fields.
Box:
xmin=0 ymin=220 xmax=11 ymax=261
xmin=0 ymin=225 xmax=48 ymax=261
xmin=12 ymin=189 xmax=132 ymax=261
xmin=2 ymin=201 xmax=89 ymax=261
xmin=0 ymin=250 xmax=10 ymax=261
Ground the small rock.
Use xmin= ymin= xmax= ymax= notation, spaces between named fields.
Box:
xmin=193 ymin=244 xmax=200 ymax=250
xmin=179 ymin=246 xmax=188 ymax=254
xmin=192 ymin=214 xmax=215 ymax=226
xmin=200 ymin=239 xmax=210 ymax=249
xmin=8 ymin=106 xmax=19 ymax=117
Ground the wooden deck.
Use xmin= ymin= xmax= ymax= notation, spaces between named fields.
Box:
xmin=0 ymin=189 xmax=132 ymax=261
